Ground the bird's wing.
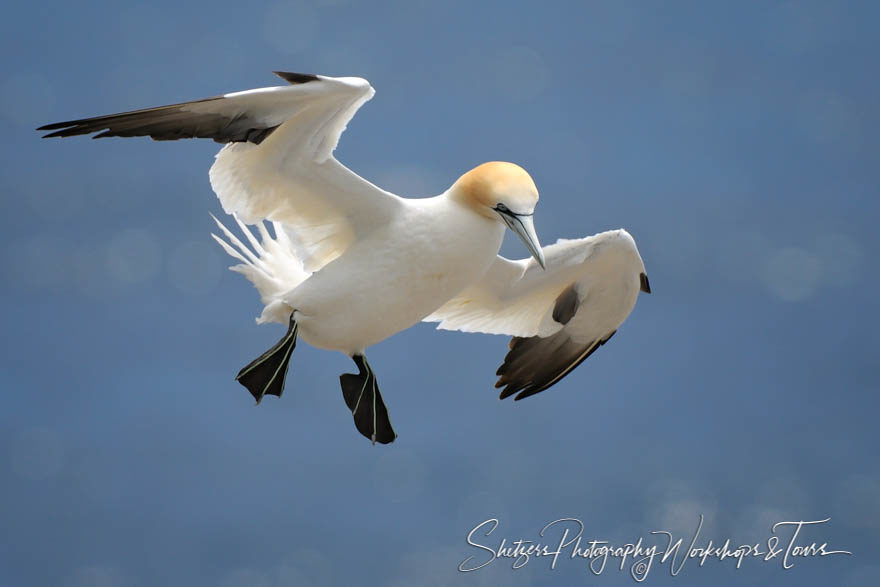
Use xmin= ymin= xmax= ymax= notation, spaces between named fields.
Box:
xmin=425 ymin=234 xmax=608 ymax=338
xmin=425 ymin=229 xmax=649 ymax=400
xmin=38 ymin=71 xmax=402 ymax=272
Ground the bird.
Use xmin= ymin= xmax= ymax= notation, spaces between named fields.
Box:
xmin=37 ymin=71 xmax=649 ymax=444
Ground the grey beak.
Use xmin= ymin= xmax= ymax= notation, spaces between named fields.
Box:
xmin=499 ymin=212 xmax=545 ymax=269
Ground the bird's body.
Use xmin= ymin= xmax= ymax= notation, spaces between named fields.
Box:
xmin=287 ymin=192 xmax=504 ymax=353
xmin=38 ymin=71 xmax=650 ymax=444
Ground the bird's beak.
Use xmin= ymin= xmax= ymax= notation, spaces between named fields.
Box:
xmin=499 ymin=212 xmax=546 ymax=269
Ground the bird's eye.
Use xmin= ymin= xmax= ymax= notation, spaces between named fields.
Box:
xmin=495 ymin=203 xmax=509 ymax=213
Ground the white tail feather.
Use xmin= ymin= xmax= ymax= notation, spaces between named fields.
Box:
xmin=210 ymin=214 xmax=310 ymax=324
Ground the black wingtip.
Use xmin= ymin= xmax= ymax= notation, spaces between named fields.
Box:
xmin=37 ymin=121 xmax=68 ymax=131
xmin=495 ymin=330 xmax=618 ymax=401
xmin=37 ymin=121 xmax=102 ymax=139
xmin=513 ymin=389 xmax=539 ymax=401
xmin=640 ymin=272 xmax=651 ymax=294
xmin=38 ymin=127 xmax=69 ymax=138
xmin=273 ymin=71 xmax=320 ymax=85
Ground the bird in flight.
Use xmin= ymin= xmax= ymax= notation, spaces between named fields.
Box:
xmin=38 ymin=71 xmax=650 ymax=445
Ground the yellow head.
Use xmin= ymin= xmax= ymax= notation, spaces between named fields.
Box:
xmin=450 ymin=161 xmax=545 ymax=268
xmin=451 ymin=161 xmax=539 ymax=217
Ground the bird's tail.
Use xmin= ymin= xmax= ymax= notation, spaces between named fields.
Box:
xmin=210 ymin=214 xmax=309 ymax=325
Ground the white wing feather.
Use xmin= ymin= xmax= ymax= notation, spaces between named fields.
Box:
xmin=207 ymin=75 xmax=402 ymax=272
xmin=425 ymin=230 xmax=646 ymax=339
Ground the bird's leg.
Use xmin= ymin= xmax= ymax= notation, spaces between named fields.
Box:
xmin=236 ymin=314 xmax=298 ymax=404
xmin=339 ymin=355 xmax=397 ymax=445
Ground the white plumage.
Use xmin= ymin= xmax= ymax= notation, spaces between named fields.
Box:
xmin=39 ymin=71 xmax=649 ymax=442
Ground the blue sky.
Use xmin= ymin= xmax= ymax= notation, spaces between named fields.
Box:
xmin=2 ymin=1 xmax=878 ymax=585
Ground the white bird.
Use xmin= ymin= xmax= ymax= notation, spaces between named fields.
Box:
xmin=38 ymin=71 xmax=649 ymax=444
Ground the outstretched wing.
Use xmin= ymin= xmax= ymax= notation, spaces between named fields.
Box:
xmin=425 ymin=229 xmax=650 ymax=400
xmin=39 ymin=71 xmax=402 ymax=272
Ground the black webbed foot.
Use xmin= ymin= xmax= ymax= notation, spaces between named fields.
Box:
xmin=236 ymin=315 xmax=297 ymax=404
xmin=340 ymin=355 xmax=397 ymax=445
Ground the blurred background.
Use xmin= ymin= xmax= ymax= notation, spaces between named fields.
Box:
xmin=1 ymin=1 xmax=877 ymax=585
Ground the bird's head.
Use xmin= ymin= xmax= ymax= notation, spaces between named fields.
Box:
xmin=451 ymin=161 xmax=545 ymax=268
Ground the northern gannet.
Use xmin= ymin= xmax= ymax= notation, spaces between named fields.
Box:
xmin=38 ymin=71 xmax=649 ymax=444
